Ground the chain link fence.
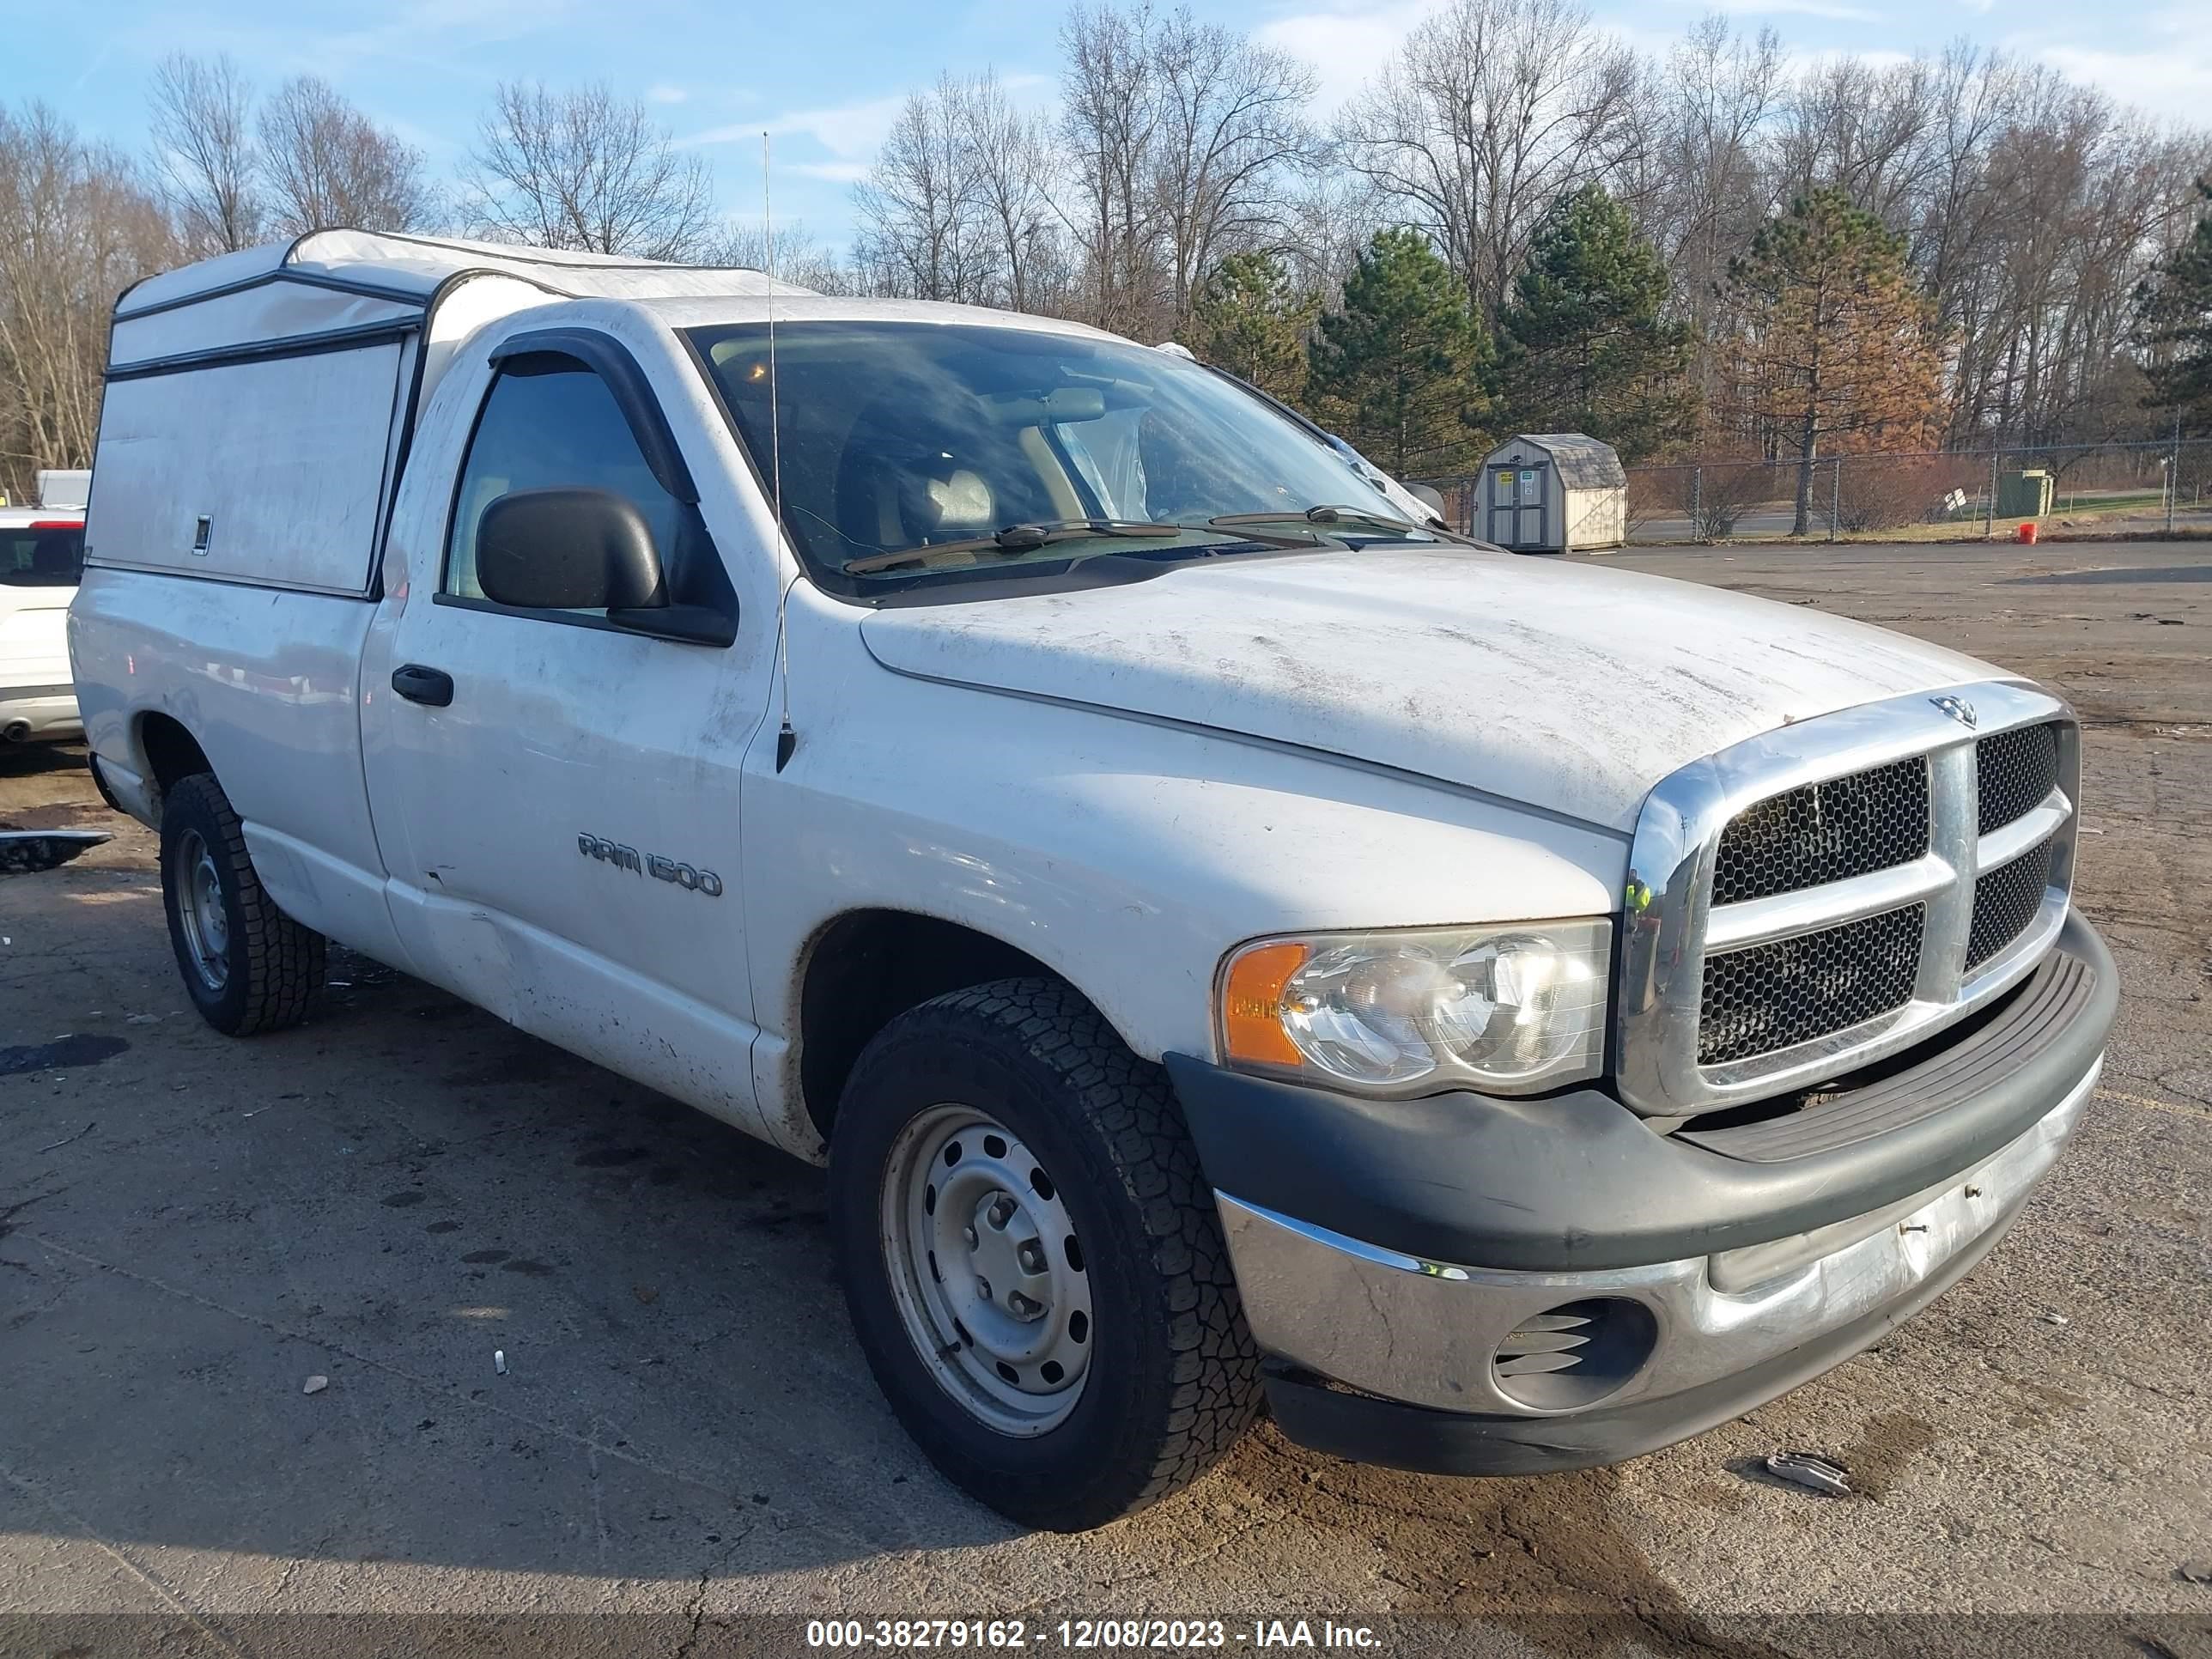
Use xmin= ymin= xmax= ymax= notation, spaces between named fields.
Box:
xmin=1425 ymin=436 xmax=2212 ymax=545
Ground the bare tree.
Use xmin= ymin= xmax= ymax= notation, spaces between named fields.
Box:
xmin=710 ymin=219 xmax=854 ymax=294
xmin=1772 ymin=55 xmax=1940 ymax=225
xmin=461 ymin=82 xmax=715 ymax=259
xmin=1279 ymin=167 xmax=1388 ymax=304
xmin=258 ymin=76 xmax=435 ymax=236
xmin=1060 ymin=2 xmax=1170 ymax=334
xmin=1337 ymin=0 xmax=1641 ymax=323
xmin=1147 ymin=10 xmax=1317 ymax=330
xmin=854 ymin=70 xmax=1070 ymax=313
xmin=148 ymin=52 xmax=261 ymax=254
xmin=1971 ymin=82 xmax=2209 ymax=447
xmin=1909 ymin=43 xmax=2020 ymax=441
xmin=0 ymin=104 xmax=177 ymax=496
xmin=1642 ymin=19 xmax=1781 ymax=422
xmin=961 ymin=74 xmax=1064 ymax=313
xmin=854 ymin=73 xmax=997 ymax=303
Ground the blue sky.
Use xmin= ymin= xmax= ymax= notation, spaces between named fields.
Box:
xmin=7 ymin=0 xmax=2206 ymax=252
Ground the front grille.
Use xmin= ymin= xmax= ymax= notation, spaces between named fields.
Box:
xmin=1967 ymin=836 xmax=2055 ymax=969
xmin=1698 ymin=905 xmax=1926 ymax=1066
xmin=1712 ymin=757 xmax=1929 ymax=905
xmin=1976 ymin=722 xmax=2060 ymax=834
xmin=1619 ymin=682 xmax=2080 ymax=1116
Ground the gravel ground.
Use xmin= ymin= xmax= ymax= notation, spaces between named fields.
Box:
xmin=2 ymin=539 xmax=2207 ymax=1659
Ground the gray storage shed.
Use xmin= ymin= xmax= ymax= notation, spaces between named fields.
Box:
xmin=1480 ymin=433 xmax=1626 ymax=553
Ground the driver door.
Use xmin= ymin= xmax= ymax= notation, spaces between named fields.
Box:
xmin=366 ymin=339 xmax=769 ymax=1127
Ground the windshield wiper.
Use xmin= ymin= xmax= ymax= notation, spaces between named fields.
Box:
xmin=841 ymin=520 xmax=1184 ymax=574
xmin=1208 ymin=505 xmax=1427 ymax=538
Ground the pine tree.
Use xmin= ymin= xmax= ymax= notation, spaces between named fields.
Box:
xmin=1306 ymin=228 xmax=1492 ymax=478
xmin=2139 ymin=179 xmax=2212 ymax=434
xmin=1189 ymin=251 xmax=1316 ymax=405
xmin=1725 ymin=187 xmax=1945 ymax=535
xmin=1494 ymin=184 xmax=1694 ymax=462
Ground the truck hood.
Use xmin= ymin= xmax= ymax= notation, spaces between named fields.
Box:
xmin=858 ymin=547 xmax=2002 ymax=836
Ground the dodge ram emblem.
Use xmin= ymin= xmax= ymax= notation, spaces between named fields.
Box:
xmin=1930 ymin=695 xmax=1978 ymax=728
xmin=578 ymin=832 xmax=723 ymax=898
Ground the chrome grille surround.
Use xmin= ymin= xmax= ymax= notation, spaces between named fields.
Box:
xmin=1616 ymin=679 xmax=2079 ymax=1117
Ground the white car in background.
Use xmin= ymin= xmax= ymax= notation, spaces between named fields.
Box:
xmin=1 ymin=480 xmax=88 ymax=744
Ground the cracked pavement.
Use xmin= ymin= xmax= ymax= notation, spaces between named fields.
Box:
xmin=2 ymin=539 xmax=2208 ymax=1657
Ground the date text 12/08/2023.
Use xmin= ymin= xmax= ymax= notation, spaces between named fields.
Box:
xmin=805 ymin=1619 xmax=1382 ymax=1650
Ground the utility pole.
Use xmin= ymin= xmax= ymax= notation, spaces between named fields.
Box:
xmin=2171 ymin=410 xmax=2182 ymax=535
xmin=1985 ymin=447 xmax=2000 ymax=539
xmin=1829 ymin=457 xmax=1842 ymax=542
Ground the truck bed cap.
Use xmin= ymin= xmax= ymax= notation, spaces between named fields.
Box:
xmin=118 ymin=228 xmax=814 ymax=323
xmin=94 ymin=229 xmax=823 ymax=600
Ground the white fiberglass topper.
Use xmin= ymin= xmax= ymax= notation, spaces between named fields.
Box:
xmin=93 ymin=232 xmax=814 ymax=598
xmin=112 ymin=228 xmax=814 ymax=373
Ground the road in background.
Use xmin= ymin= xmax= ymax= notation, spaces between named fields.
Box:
xmin=3 ymin=541 xmax=2207 ymax=1656
xmin=1626 ymin=495 xmax=2212 ymax=545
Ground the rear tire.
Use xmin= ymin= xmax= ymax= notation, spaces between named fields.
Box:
xmin=830 ymin=977 xmax=1261 ymax=1532
xmin=159 ymin=773 xmax=325 ymax=1036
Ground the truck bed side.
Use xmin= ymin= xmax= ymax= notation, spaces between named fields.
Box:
xmin=70 ymin=568 xmax=409 ymax=969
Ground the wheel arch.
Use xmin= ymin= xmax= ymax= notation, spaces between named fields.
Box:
xmin=795 ymin=908 xmax=1079 ymax=1142
xmin=135 ymin=709 xmax=214 ymax=804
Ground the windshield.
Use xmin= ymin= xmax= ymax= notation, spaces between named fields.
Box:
xmin=684 ymin=320 xmax=1429 ymax=586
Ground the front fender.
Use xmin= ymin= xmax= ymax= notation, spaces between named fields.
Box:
xmin=740 ymin=589 xmax=1626 ymax=1153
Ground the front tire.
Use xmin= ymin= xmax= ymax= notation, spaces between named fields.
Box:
xmin=159 ymin=772 xmax=325 ymax=1036
xmin=830 ymin=978 xmax=1261 ymax=1531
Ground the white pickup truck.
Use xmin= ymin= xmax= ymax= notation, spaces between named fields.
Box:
xmin=72 ymin=232 xmax=2113 ymax=1531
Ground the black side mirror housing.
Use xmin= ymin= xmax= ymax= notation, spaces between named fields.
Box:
xmin=476 ymin=487 xmax=666 ymax=612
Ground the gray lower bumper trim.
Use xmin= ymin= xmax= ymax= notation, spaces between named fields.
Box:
xmin=1218 ymin=1055 xmax=2097 ymax=1419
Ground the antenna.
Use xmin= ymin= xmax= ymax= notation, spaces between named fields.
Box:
xmin=765 ymin=130 xmax=796 ymax=771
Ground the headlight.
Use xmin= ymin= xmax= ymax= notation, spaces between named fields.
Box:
xmin=1217 ymin=920 xmax=1611 ymax=1096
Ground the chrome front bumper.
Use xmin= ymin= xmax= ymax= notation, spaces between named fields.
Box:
xmin=1219 ymin=1055 xmax=2098 ymax=1421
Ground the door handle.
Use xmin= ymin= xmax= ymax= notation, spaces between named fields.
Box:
xmin=391 ymin=664 xmax=454 ymax=707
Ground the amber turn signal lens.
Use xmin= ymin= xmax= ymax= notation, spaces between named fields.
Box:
xmin=1220 ymin=941 xmax=1310 ymax=1066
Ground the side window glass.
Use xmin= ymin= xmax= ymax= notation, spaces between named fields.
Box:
xmin=445 ymin=361 xmax=683 ymax=611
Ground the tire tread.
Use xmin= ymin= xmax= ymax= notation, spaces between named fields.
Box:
xmin=163 ymin=773 xmax=325 ymax=1036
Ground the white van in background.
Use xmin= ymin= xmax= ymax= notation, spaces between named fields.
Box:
xmin=1 ymin=481 xmax=88 ymax=744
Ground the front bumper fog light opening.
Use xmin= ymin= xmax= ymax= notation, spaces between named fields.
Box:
xmin=1492 ymin=1297 xmax=1658 ymax=1411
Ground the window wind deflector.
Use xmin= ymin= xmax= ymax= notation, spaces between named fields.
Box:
xmin=488 ymin=327 xmax=698 ymax=506
xmin=840 ymin=520 xmax=1184 ymax=574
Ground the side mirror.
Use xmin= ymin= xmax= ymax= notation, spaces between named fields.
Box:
xmin=476 ymin=487 xmax=665 ymax=611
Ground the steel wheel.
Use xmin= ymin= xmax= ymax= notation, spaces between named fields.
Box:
xmin=172 ymin=827 xmax=230 ymax=992
xmin=880 ymin=1103 xmax=1093 ymax=1437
